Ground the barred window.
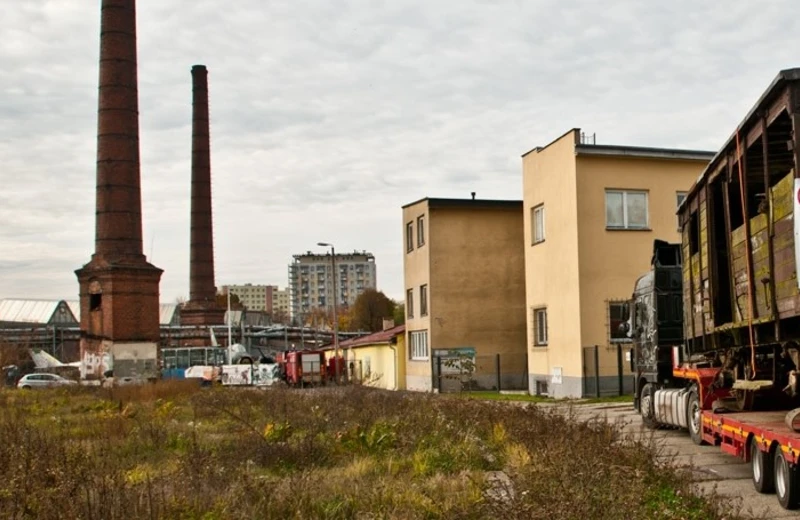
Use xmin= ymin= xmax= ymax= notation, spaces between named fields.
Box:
xmin=533 ymin=307 xmax=548 ymax=346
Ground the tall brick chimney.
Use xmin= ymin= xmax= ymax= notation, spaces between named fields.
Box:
xmin=75 ymin=0 xmax=163 ymax=380
xmin=180 ymin=65 xmax=225 ymax=328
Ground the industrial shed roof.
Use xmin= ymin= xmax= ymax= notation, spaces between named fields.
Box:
xmin=66 ymin=300 xmax=80 ymax=322
xmin=160 ymin=304 xmax=179 ymax=326
xmin=2 ymin=300 xmax=179 ymax=327
xmin=0 ymin=299 xmax=78 ymax=325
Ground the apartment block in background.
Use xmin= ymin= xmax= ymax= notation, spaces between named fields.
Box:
xmin=289 ymin=251 xmax=377 ymax=322
xmin=221 ymin=284 xmax=268 ymax=311
xmin=522 ymin=128 xmax=714 ymax=398
xmin=268 ymin=286 xmax=290 ymax=316
xmin=402 ymin=197 xmax=527 ymax=392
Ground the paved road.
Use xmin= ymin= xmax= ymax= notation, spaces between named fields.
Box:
xmin=555 ymin=402 xmax=800 ymax=519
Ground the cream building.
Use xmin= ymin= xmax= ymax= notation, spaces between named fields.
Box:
xmin=219 ymin=285 xmax=290 ymax=318
xmin=522 ymin=128 xmax=714 ymax=398
xmin=402 ymin=197 xmax=527 ymax=392
xmin=267 ymin=286 xmax=290 ymax=316
xmin=221 ymin=284 xmax=268 ymax=311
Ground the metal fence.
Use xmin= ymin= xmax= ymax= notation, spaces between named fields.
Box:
xmin=582 ymin=344 xmax=635 ymax=397
xmin=432 ymin=351 xmax=528 ymax=393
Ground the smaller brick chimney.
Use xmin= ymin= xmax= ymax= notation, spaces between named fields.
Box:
xmin=181 ymin=64 xmax=224 ymax=328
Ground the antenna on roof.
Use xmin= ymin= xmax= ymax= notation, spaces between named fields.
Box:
xmin=471 ymin=192 xmax=476 ymax=200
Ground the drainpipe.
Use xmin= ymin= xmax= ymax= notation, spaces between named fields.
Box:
xmin=388 ymin=341 xmax=398 ymax=391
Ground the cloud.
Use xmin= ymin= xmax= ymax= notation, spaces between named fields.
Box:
xmin=2 ymin=0 xmax=800 ymax=304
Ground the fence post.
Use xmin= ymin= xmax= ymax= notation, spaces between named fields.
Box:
xmin=593 ymin=345 xmax=600 ymax=398
xmin=495 ymin=353 xmax=501 ymax=392
xmin=617 ymin=344 xmax=623 ymax=396
xmin=436 ymin=356 xmax=443 ymax=393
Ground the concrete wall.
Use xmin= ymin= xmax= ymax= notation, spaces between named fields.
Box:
xmin=523 ymin=129 xmax=710 ymax=398
xmin=403 ymin=200 xmax=432 ymax=391
xmin=575 ymin=155 xmax=705 ymax=386
xmin=522 ymin=130 xmax=582 ymax=398
xmin=428 ymin=205 xmax=526 ymax=360
xmin=350 ymin=336 xmax=406 ymax=390
xmin=402 ymin=199 xmax=527 ymax=392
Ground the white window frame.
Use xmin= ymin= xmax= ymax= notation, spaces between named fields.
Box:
xmin=409 ymin=330 xmax=429 ymax=360
xmin=532 ymin=204 xmax=545 ymax=244
xmin=605 ymin=189 xmax=649 ymax=230
xmin=533 ymin=307 xmax=548 ymax=346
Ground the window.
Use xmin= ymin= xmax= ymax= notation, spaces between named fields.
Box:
xmin=532 ymin=204 xmax=545 ymax=244
xmin=410 ymin=330 xmax=429 ymax=360
xmin=608 ymin=301 xmax=631 ymax=343
xmin=533 ymin=308 xmax=548 ymax=346
xmin=417 ymin=215 xmax=425 ymax=247
xmin=406 ymin=288 xmax=414 ymax=318
xmin=420 ymin=284 xmax=428 ymax=316
xmin=676 ymin=192 xmax=687 ymax=230
xmin=605 ymin=190 xmax=649 ymax=230
xmin=688 ymin=211 xmax=699 ymax=254
xmin=406 ymin=222 xmax=414 ymax=252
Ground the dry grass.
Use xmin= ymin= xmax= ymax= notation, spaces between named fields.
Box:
xmin=0 ymin=383 xmax=744 ymax=519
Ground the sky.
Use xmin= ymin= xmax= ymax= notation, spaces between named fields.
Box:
xmin=2 ymin=0 xmax=800 ymax=304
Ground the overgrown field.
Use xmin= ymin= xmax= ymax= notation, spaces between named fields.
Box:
xmin=0 ymin=383 xmax=741 ymax=519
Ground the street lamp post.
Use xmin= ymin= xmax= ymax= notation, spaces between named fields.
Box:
xmin=317 ymin=242 xmax=340 ymax=382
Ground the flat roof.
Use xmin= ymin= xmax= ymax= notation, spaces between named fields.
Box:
xmin=575 ymin=144 xmax=715 ymax=161
xmin=521 ymin=127 xmax=715 ymax=161
xmin=402 ymin=197 xmax=522 ymax=210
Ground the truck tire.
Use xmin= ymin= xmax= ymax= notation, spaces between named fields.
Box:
xmin=640 ymin=383 xmax=659 ymax=429
xmin=751 ymin=440 xmax=775 ymax=493
xmin=687 ymin=388 xmax=707 ymax=446
xmin=775 ymin=448 xmax=800 ymax=509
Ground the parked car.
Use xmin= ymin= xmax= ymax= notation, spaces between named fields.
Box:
xmin=16 ymin=373 xmax=78 ymax=389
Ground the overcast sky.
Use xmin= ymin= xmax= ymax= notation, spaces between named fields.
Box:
xmin=2 ymin=0 xmax=800 ymax=304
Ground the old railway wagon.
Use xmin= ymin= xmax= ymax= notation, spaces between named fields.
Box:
xmin=680 ymin=68 xmax=800 ymax=374
xmin=627 ymin=69 xmax=800 ymax=510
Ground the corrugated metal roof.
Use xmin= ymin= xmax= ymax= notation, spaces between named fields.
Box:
xmin=160 ymin=304 xmax=177 ymax=326
xmin=66 ymin=300 xmax=80 ymax=322
xmin=2 ymin=299 xmax=177 ymax=326
xmin=0 ymin=299 xmax=64 ymax=324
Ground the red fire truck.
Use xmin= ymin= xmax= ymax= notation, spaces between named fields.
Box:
xmin=275 ymin=350 xmax=346 ymax=387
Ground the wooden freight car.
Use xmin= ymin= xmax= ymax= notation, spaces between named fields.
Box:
xmin=679 ymin=68 xmax=800 ymax=406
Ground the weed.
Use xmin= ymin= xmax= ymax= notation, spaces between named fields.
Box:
xmin=0 ymin=384 xmax=745 ymax=519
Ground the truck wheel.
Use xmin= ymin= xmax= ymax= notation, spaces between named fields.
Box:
xmin=687 ymin=388 xmax=707 ymax=446
xmin=640 ymin=383 xmax=659 ymax=429
xmin=752 ymin=441 xmax=775 ymax=493
xmin=775 ymin=448 xmax=800 ymax=509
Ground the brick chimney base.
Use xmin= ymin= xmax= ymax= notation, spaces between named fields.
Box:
xmin=76 ymin=261 xmax=162 ymax=380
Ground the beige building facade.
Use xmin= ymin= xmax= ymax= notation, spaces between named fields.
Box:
xmin=523 ymin=129 xmax=714 ymax=398
xmin=402 ymin=198 xmax=527 ymax=392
